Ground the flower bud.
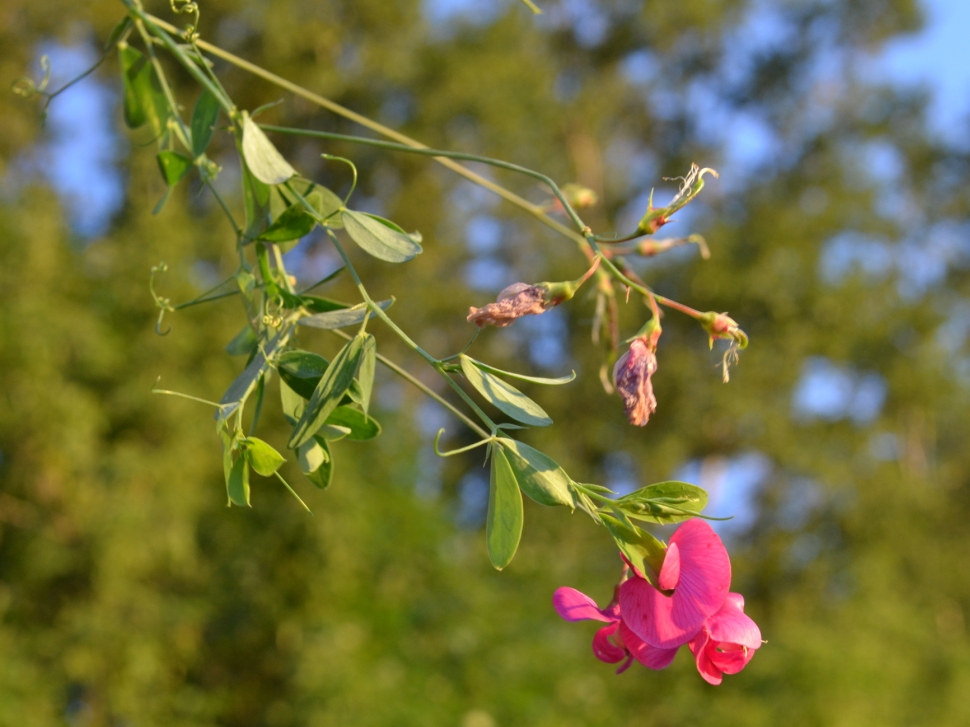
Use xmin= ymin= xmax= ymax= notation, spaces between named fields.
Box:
xmin=612 ymin=320 xmax=662 ymax=427
xmin=698 ymin=311 xmax=747 ymax=350
xmin=636 ymin=165 xmax=718 ymax=236
xmin=561 ymin=183 xmax=599 ymax=210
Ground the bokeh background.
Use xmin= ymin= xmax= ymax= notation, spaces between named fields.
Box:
xmin=2 ymin=0 xmax=969 ymax=724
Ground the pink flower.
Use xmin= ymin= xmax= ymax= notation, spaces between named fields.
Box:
xmin=619 ymin=519 xmax=732 ymax=649
xmin=689 ymin=593 xmax=762 ymax=685
xmin=613 ymin=337 xmax=658 ymax=426
xmin=553 ymin=587 xmax=678 ymax=673
xmin=467 ymin=283 xmax=550 ymax=328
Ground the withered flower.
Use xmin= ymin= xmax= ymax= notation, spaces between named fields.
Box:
xmin=613 ymin=323 xmax=662 ymax=426
xmin=467 ymin=283 xmax=550 ymax=328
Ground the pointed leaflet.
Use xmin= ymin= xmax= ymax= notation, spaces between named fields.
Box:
xmin=227 ymin=454 xmax=251 ymax=507
xmin=497 ymin=438 xmax=574 ymax=507
xmin=618 ymin=481 xmax=709 ymax=524
xmin=157 ymin=151 xmax=193 ymax=186
xmin=357 ymin=334 xmax=376 ymax=415
xmin=487 ymin=446 xmax=524 ymax=570
xmin=241 ymin=112 xmax=296 ymax=185
xmin=191 ymin=89 xmax=221 ymax=158
xmin=242 ymin=159 xmax=272 ymax=239
xmin=288 ymin=334 xmax=365 ymax=448
xmin=324 ymin=406 xmax=380 ymax=441
xmin=297 ymin=299 xmax=393 ymax=330
xmin=462 ymin=356 xmax=575 ymax=386
xmin=118 ymin=43 xmax=167 ymax=136
xmin=244 ymin=437 xmax=285 ymax=476
xmin=341 ymin=209 xmax=422 ymax=263
xmin=460 ymin=355 xmax=551 ymax=427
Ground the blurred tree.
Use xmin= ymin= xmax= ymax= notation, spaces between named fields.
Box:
xmin=2 ymin=0 xmax=970 ymax=725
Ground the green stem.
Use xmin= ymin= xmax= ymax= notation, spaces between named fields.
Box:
xmin=263 ymin=125 xmax=589 ymax=235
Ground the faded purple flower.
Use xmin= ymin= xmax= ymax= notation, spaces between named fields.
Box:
xmin=467 ymin=283 xmax=549 ymax=328
xmin=613 ymin=337 xmax=658 ymax=426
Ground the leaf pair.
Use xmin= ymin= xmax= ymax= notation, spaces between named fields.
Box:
xmin=460 ymin=355 xmax=574 ymax=428
xmin=484 ymin=438 xmax=577 ymax=570
xmin=222 ymin=434 xmax=285 ymax=508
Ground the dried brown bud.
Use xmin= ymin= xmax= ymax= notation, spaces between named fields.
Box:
xmin=467 ymin=283 xmax=549 ymax=328
xmin=612 ymin=337 xmax=658 ymax=427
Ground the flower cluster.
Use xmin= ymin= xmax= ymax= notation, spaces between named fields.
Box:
xmin=554 ymin=520 xmax=761 ymax=685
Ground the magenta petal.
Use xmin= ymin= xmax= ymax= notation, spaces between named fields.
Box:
xmin=710 ymin=644 xmax=755 ymax=675
xmin=553 ymin=587 xmax=615 ymax=623
xmin=620 ymin=519 xmax=732 ymax=649
xmin=619 ymin=621 xmax=679 ymax=670
xmin=615 ymin=654 xmax=635 ymax=674
xmin=689 ymin=631 xmax=723 ymax=685
xmin=659 ymin=541 xmax=681 ymax=591
xmin=707 ymin=592 xmax=762 ymax=650
xmin=592 ymin=623 xmax=627 ymax=664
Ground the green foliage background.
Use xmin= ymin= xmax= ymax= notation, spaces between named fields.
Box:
xmin=2 ymin=0 xmax=970 ymax=724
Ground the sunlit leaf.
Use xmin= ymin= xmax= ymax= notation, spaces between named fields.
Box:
xmin=357 ymin=334 xmax=376 ymax=415
xmin=618 ymin=481 xmax=709 ymax=524
xmin=298 ymin=436 xmax=333 ymax=489
xmin=460 ymin=355 xmax=551 ymax=427
xmin=218 ymin=334 xmax=282 ymax=421
xmin=244 ymin=436 xmax=285 ymax=476
xmin=242 ymin=160 xmax=271 ymax=238
xmin=241 ymin=112 xmax=296 ymax=185
xmin=487 ymin=446 xmax=524 ymax=570
xmin=325 ymin=406 xmax=381 ymax=441
xmin=278 ymin=350 xmax=329 ymax=400
xmin=227 ymin=453 xmax=251 ymax=507
xmin=497 ymin=438 xmax=574 ymax=508
xmin=280 ymin=380 xmax=306 ymax=421
xmin=342 ymin=209 xmax=422 ymax=263
xmin=600 ymin=515 xmax=666 ymax=586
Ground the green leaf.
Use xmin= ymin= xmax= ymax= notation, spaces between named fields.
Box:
xmin=257 ymin=204 xmax=316 ymax=243
xmin=460 ymin=355 xmax=552 ymax=427
xmin=218 ymin=334 xmax=282 ymax=421
xmin=191 ymin=89 xmax=221 ymax=158
xmin=320 ymin=424 xmax=352 ymax=441
xmin=278 ymin=350 xmax=330 ymax=400
xmin=618 ymin=481 xmax=709 ymax=524
xmin=299 ymin=296 xmax=351 ymax=314
xmin=241 ymin=112 xmax=296 ymax=185
xmin=288 ymin=334 xmax=365 ymax=449
xmin=244 ymin=437 xmax=285 ymax=476
xmin=273 ymin=179 xmax=344 ymax=228
xmin=118 ymin=43 xmax=167 ymax=136
xmin=362 ymin=213 xmax=423 ymax=244
xmin=156 ymin=151 xmax=193 ymax=186
xmin=462 ymin=356 xmax=575 ymax=386
xmin=357 ymin=334 xmax=376 ymax=415
xmin=341 ymin=209 xmax=422 ymax=263
xmin=486 ymin=446 xmax=524 ymax=570
xmin=280 ymin=380 xmax=306 ymax=421
xmin=324 ymin=406 xmax=381 ymax=441
xmin=225 ymin=325 xmax=257 ymax=356
xmin=600 ymin=515 xmax=666 ymax=586
xmin=497 ymin=438 xmax=574 ymax=508
xmin=297 ymin=299 xmax=393 ymax=330
xmin=298 ymin=436 xmax=333 ymax=489
xmin=227 ymin=454 xmax=251 ymax=507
